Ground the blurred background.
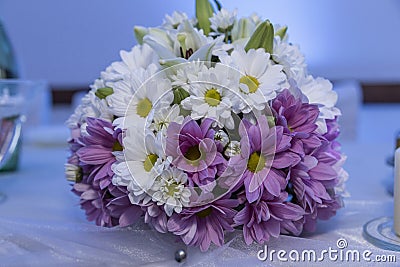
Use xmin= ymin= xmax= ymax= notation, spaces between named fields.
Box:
xmin=0 ymin=0 xmax=400 ymax=130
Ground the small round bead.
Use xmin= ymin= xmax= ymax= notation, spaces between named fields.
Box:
xmin=174 ymin=249 xmax=187 ymax=262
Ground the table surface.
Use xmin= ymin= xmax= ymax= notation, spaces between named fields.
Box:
xmin=1 ymin=104 xmax=400 ymax=266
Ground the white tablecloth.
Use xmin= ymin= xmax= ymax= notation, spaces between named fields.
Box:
xmin=1 ymin=104 xmax=400 ymax=266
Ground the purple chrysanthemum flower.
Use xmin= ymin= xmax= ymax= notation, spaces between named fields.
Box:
xmin=289 ymin=138 xmax=342 ymax=231
xmin=107 ymin=185 xmax=144 ymax=227
xmin=73 ymin=182 xmax=117 ymax=227
xmin=76 ymin=118 xmax=122 ymax=189
xmin=234 ymin=191 xmax=304 ymax=245
xmin=324 ymin=118 xmax=340 ymax=142
xmin=272 ymin=89 xmax=322 ymax=153
xmin=167 ymin=198 xmax=238 ymax=251
xmin=142 ymin=202 xmax=168 ymax=233
xmin=73 ymin=183 xmax=142 ymax=227
xmin=323 ymin=117 xmax=342 ymax=160
xmin=166 ymin=117 xmax=227 ymax=191
xmin=303 ymin=197 xmax=342 ymax=232
xmin=231 ymin=116 xmax=299 ymax=203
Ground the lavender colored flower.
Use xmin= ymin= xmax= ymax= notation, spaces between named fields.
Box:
xmin=231 ymin=116 xmax=299 ymax=203
xmin=234 ymin=191 xmax=304 ymax=245
xmin=303 ymin=197 xmax=342 ymax=232
xmin=289 ymin=138 xmax=343 ymax=231
xmin=269 ymin=93 xmax=346 ymax=233
xmin=167 ymin=198 xmax=238 ymax=251
xmin=76 ymin=117 xmax=122 ymax=189
xmin=324 ymin=117 xmax=340 ymax=142
xmin=142 ymin=202 xmax=169 ymax=233
xmin=107 ymin=185 xmax=144 ymax=227
xmin=166 ymin=117 xmax=227 ymax=191
xmin=73 ymin=182 xmax=117 ymax=227
xmin=73 ymin=183 xmax=142 ymax=227
xmin=323 ymin=117 xmax=342 ymax=160
xmin=272 ymin=89 xmax=322 ymax=152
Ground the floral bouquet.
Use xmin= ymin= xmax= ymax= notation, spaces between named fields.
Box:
xmin=66 ymin=0 xmax=348 ymax=252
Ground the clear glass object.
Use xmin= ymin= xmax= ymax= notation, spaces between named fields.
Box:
xmin=363 ymin=217 xmax=400 ymax=251
xmin=0 ymin=17 xmax=20 ymax=175
xmin=0 ymin=18 xmax=19 ymax=79
xmin=0 ymin=82 xmax=44 ymax=217
xmin=0 ymin=112 xmax=22 ymax=170
xmin=0 ymin=20 xmax=21 ymax=203
xmin=0 ymin=80 xmax=42 ymax=173
xmin=0 ymin=79 xmax=43 ymax=202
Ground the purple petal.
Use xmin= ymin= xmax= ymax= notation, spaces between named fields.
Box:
xmin=310 ymin=163 xmax=337 ymax=181
xmin=119 ymin=206 xmax=143 ymax=227
xmin=273 ymin=152 xmax=301 ymax=169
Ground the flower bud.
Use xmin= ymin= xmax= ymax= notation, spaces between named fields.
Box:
xmin=231 ymin=18 xmax=256 ymax=41
xmin=245 ymin=20 xmax=274 ymax=54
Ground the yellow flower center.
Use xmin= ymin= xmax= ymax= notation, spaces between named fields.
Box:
xmin=247 ymin=151 xmax=266 ymax=173
xmin=166 ymin=181 xmax=179 ymax=197
xmin=112 ymin=141 xmax=123 ymax=151
xmin=196 ymin=207 xmax=212 ymax=218
xmin=240 ymin=75 xmax=260 ymax=94
xmin=136 ymin=98 xmax=152 ymax=118
xmin=204 ymin=88 xmax=221 ymax=107
xmin=185 ymin=145 xmax=201 ymax=161
xmin=144 ymin=154 xmax=158 ymax=172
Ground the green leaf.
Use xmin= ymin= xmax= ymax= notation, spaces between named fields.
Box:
xmin=275 ymin=26 xmax=288 ymax=40
xmin=196 ymin=0 xmax=214 ymax=35
xmin=95 ymin=87 xmax=113 ymax=99
xmin=173 ymin=87 xmax=190 ymax=104
xmin=245 ymin=20 xmax=274 ymax=54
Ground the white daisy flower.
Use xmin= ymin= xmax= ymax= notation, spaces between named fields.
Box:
xmin=128 ymin=75 xmax=174 ymax=121
xmin=219 ymin=47 xmax=286 ymax=113
xmin=297 ymin=75 xmax=341 ymax=133
xmin=171 ymin=61 xmax=208 ymax=91
xmin=112 ymin=125 xmax=166 ymax=205
xmin=214 ymin=130 xmax=229 ymax=147
xmin=66 ymin=106 xmax=83 ymax=130
xmin=106 ymin=63 xmax=160 ymax=118
xmin=224 ymin=140 xmax=241 ymax=157
xmin=210 ymin=8 xmax=237 ymax=33
xmin=163 ymin=11 xmax=192 ymax=29
xmin=333 ymin=154 xmax=349 ymax=199
xmin=272 ymin=38 xmax=306 ymax=81
xmin=66 ymin=79 xmax=113 ymax=133
xmin=180 ymin=65 xmax=239 ymax=129
xmin=151 ymin=167 xmax=191 ymax=216
xmin=101 ymin=44 xmax=159 ymax=82
xmin=148 ymin=104 xmax=184 ymax=134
